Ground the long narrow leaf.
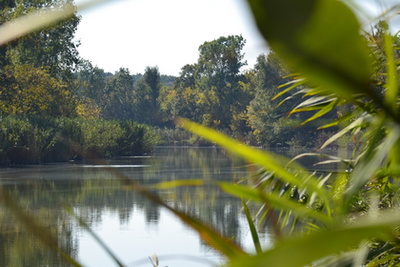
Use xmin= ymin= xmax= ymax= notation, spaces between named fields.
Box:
xmin=176 ymin=118 xmax=331 ymax=214
xmin=273 ymin=78 xmax=306 ymax=102
xmin=317 ymin=112 xmax=355 ymax=130
xmin=384 ymin=33 xmax=398 ymax=112
xmin=0 ymin=0 xmax=110 ymax=46
xmin=241 ymin=198 xmax=262 ymax=254
xmin=320 ymin=117 xmax=365 ymax=150
xmin=300 ymin=99 xmax=338 ymax=126
xmin=151 ymin=179 xmax=204 ymax=189
xmin=220 ymin=183 xmax=332 ymax=225
xmin=0 ymin=185 xmax=83 ymax=267
xmin=65 ymin=206 xmax=126 ymax=267
xmin=229 ymin=212 xmax=400 ymax=267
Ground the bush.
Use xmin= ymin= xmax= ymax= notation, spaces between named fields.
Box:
xmin=155 ymin=126 xmax=213 ymax=146
xmin=0 ymin=116 xmax=159 ymax=164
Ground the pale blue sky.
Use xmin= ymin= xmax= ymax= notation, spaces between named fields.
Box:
xmin=74 ymin=0 xmax=400 ymax=76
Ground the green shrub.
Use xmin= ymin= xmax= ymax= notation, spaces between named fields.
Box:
xmin=0 ymin=116 xmax=158 ymax=164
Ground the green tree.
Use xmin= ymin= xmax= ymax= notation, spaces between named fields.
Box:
xmin=160 ymin=35 xmax=252 ymax=131
xmin=102 ymin=68 xmax=135 ymax=120
xmin=0 ymin=0 xmax=82 ymax=117
xmin=159 ymin=64 xmax=198 ymax=122
xmin=134 ymin=66 xmax=162 ymax=124
xmin=196 ymin=35 xmax=248 ymax=127
xmin=247 ymin=52 xmax=293 ymax=144
xmin=1 ymin=0 xmax=81 ymax=80
xmin=0 ymin=64 xmax=76 ymax=117
xmin=143 ymin=66 xmax=162 ymax=119
xmin=75 ymin=60 xmax=107 ymax=117
xmin=197 ymin=35 xmax=247 ymax=86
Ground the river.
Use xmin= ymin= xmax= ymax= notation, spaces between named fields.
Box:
xmin=0 ymin=147 xmax=274 ymax=267
xmin=0 ymin=146 xmax=346 ymax=266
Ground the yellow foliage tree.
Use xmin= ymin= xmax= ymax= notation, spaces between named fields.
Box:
xmin=0 ymin=64 xmax=77 ymax=117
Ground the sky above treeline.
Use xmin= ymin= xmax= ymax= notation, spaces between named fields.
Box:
xmin=74 ymin=0 xmax=400 ymax=76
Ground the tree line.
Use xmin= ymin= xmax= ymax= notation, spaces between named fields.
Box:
xmin=0 ymin=0 xmax=339 ymax=160
xmin=75 ymin=35 xmax=332 ymax=147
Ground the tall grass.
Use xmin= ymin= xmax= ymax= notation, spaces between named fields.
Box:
xmin=1 ymin=0 xmax=400 ymax=266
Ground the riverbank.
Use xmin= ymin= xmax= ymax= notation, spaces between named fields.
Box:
xmin=0 ymin=116 xmax=159 ymax=164
xmin=1 ymin=116 xmax=350 ymax=165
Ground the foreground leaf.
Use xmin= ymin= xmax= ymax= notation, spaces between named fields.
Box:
xmin=220 ymin=183 xmax=332 ymax=225
xmin=247 ymin=0 xmax=372 ymax=100
xmin=229 ymin=212 xmax=399 ymax=267
xmin=94 ymin=160 xmax=247 ymax=259
xmin=151 ymin=179 xmax=204 ymax=189
xmin=0 ymin=185 xmax=83 ymax=267
xmin=241 ymin=198 xmax=262 ymax=254
xmin=176 ymin=118 xmax=331 ymax=214
xmin=0 ymin=0 xmax=110 ymax=46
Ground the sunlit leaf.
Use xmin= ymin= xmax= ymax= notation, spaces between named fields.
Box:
xmin=151 ymin=179 xmax=204 ymax=189
xmin=320 ymin=117 xmax=365 ymax=150
xmin=273 ymin=78 xmax=306 ymax=102
xmin=317 ymin=113 xmax=354 ymax=130
xmin=383 ymin=33 xmax=398 ymax=112
xmin=294 ymin=96 xmax=333 ymax=110
xmin=290 ymin=153 xmax=354 ymax=169
xmin=229 ymin=212 xmax=400 ymax=267
xmin=241 ymin=198 xmax=262 ymax=254
xmin=220 ymin=183 xmax=332 ymax=225
xmin=299 ymin=99 xmax=338 ymax=126
xmin=343 ymin=123 xmax=400 ymax=208
xmin=176 ymin=118 xmax=331 ymax=214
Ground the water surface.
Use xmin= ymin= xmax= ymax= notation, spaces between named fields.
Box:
xmin=0 ymin=147 xmax=277 ymax=267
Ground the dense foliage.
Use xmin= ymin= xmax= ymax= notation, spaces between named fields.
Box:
xmin=0 ymin=0 xmax=337 ymax=151
xmin=0 ymin=116 xmax=157 ymax=164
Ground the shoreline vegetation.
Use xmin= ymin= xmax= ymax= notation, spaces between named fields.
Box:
xmin=0 ymin=0 xmax=344 ymax=163
xmin=0 ymin=116 xmax=158 ymax=164
xmin=0 ymin=115 xmax=352 ymax=165
xmin=0 ymin=109 xmax=356 ymax=165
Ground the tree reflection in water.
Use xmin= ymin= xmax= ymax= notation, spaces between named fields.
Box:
xmin=0 ymin=147 xmax=275 ymax=266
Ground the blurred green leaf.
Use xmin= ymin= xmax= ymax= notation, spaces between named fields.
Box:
xmin=0 ymin=186 xmax=83 ymax=267
xmin=176 ymin=118 xmax=331 ymax=214
xmin=65 ymin=206 xmax=126 ymax=267
xmin=230 ymin=212 xmax=400 ymax=267
xmin=0 ymin=0 xmax=110 ymax=46
xmin=241 ymin=198 xmax=262 ymax=254
xmin=151 ymin=179 xmax=204 ymax=189
xmin=344 ymin=124 xmax=400 ymax=208
xmin=298 ymin=99 xmax=339 ymax=126
xmin=320 ymin=117 xmax=365 ymax=150
xmin=247 ymin=0 xmax=371 ymax=98
xmin=383 ymin=33 xmax=398 ymax=112
xmin=220 ymin=183 xmax=332 ymax=225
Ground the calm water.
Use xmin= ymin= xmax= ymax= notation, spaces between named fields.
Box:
xmin=0 ymin=146 xmax=347 ymax=266
xmin=0 ymin=147 xmax=280 ymax=267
